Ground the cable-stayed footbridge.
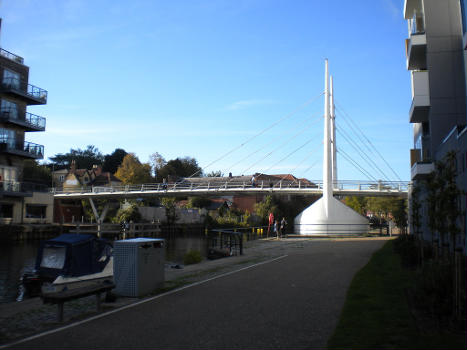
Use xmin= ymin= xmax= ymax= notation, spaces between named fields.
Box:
xmin=53 ymin=60 xmax=409 ymax=230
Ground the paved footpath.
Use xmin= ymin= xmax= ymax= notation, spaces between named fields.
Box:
xmin=5 ymin=239 xmax=386 ymax=349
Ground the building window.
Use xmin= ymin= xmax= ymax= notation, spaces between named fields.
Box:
xmin=0 ymin=166 xmax=18 ymax=186
xmin=25 ymin=204 xmax=47 ymax=219
xmin=0 ymin=128 xmax=15 ymax=148
xmin=0 ymin=99 xmax=18 ymax=120
xmin=2 ymin=69 xmax=20 ymax=89
xmin=0 ymin=203 xmax=13 ymax=218
xmin=59 ymin=175 xmax=65 ymax=182
xmin=461 ymin=0 xmax=467 ymax=34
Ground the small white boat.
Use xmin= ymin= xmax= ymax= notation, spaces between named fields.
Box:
xmin=23 ymin=233 xmax=113 ymax=297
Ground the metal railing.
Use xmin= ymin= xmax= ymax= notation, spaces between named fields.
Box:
xmin=0 ymin=138 xmax=44 ymax=158
xmin=1 ymin=77 xmax=48 ymax=103
xmin=0 ymin=107 xmax=46 ymax=129
xmin=409 ymin=12 xmax=425 ymax=35
xmin=0 ymin=180 xmax=48 ymax=193
xmin=51 ymin=179 xmax=410 ymax=197
xmin=67 ymin=222 xmax=161 ymax=239
xmin=25 ymin=112 xmax=46 ymax=129
xmin=0 ymin=48 xmax=24 ymax=64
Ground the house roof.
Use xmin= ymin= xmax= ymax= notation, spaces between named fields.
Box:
xmin=91 ymin=172 xmax=121 ymax=186
xmin=180 ymin=173 xmax=315 ymax=187
xmin=63 ymin=165 xmax=121 ymax=187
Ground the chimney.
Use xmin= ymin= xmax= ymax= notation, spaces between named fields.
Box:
xmin=70 ymin=160 xmax=76 ymax=173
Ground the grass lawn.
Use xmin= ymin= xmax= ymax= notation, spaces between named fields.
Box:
xmin=327 ymin=240 xmax=466 ymax=349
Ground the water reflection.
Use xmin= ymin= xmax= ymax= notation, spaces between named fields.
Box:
xmin=0 ymin=234 xmax=207 ymax=304
xmin=0 ymin=242 xmax=38 ymax=303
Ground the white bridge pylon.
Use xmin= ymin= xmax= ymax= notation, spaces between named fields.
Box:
xmin=294 ymin=59 xmax=370 ymax=236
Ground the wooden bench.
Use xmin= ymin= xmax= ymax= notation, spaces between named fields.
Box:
xmin=42 ymin=283 xmax=115 ymax=322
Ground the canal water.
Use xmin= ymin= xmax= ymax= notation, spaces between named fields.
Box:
xmin=0 ymin=234 xmax=207 ymax=304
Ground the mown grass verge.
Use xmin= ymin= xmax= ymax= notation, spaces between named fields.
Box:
xmin=327 ymin=240 xmax=465 ymax=349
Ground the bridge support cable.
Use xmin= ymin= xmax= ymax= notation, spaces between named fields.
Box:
xmin=298 ymin=158 xmax=321 ymax=178
xmin=256 ymin=139 xmax=320 ymax=180
xmin=274 ymin=147 xmax=323 ymax=184
xmin=240 ymin=128 xmax=321 ymax=177
xmin=336 ymin=148 xmax=378 ymax=182
xmin=336 ymin=127 xmax=391 ymax=182
xmin=188 ymin=92 xmax=324 ymax=178
xmin=239 ymin=115 xmax=322 ymax=176
xmin=226 ymin=112 xmax=323 ymax=173
xmin=334 ymin=101 xmax=403 ymax=182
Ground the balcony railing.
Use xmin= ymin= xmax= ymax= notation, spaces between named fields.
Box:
xmin=1 ymin=77 xmax=48 ymax=104
xmin=25 ymin=112 xmax=46 ymax=130
xmin=0 ymin=107 xmax=46 ymax=130
xmin=409 ymin=12 xmax=425 ymax=35
xmin=0 ymin=180 xmax=48 ymax=194
xmin=0 ymin=48 xmax=24 ymax=64
xmin=0 ymin=138 xmax=44 ymax=159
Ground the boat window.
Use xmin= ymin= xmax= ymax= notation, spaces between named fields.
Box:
xmin=40 ymin=246 xmax=66 ymax=269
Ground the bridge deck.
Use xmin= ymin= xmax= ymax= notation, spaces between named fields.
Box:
xmin=52 ymin=180 xmax=409 ymax=199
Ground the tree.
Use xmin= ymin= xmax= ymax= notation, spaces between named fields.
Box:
xmin=186 ymin=196 xmax=212 ymax=209
xmin=114 ymin=203 xmax=142 ymax=223
xmin=22 ymin=160 xmax=52 ymax=186
xmin=149 ymin=152 xmax=167 ymax=179
xmin=344 ymin=196 xmax=368 ymax=215
xmin=156 ymin=156 xmax=203 ymax=182
xmin=102 ymin=148 xmax=127 ymax=174
xmin=367 ymin=197 xmax=396 ymax=220
xmin=410 ymin=184 xmax=422 ymax=237
xmin=49 ymin=145 xmax=104 ymax=170
xmin=254 ymin=195 xmax=279 ymax=225
xmin=392 ymin=198 xmax=408 ymax=233
xmin=423 ymin=151 xmax=463 ymax=254
xmin=206 ymin=170 xmax=223 ymax=177
xmin=115 ymin=153 xmax=153 ymax=184
xmin=161 ymin=197 xmax=178 ymax=225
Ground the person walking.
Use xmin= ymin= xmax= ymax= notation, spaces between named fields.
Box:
xmin=274 ymin=220 xmax=279 ymax=239
xmin=280 ymin=217 xmax=287 ymax=238
xmin=268 ymin=212 xmax=274 ymax=236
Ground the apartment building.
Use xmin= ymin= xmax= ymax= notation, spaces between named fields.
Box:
xmin=405 ymin=0 xmax=467 ymax=252
xmin=0 ymin=22 xmax=52 ymax=224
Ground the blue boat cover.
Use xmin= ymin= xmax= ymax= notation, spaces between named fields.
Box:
xmin=35 ymin=234 xmax=112 ymax=280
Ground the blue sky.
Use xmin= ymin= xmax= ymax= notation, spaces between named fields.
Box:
xmin=0 ymin=0 xmax=412 ymax=181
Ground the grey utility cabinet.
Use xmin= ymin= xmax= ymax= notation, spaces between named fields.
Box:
xmin=113 ymin=238 xmax=165 ymax=297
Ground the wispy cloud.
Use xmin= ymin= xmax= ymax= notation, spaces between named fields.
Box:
xmin=46 ymin=127 xmax=116 ymax=136
xmin=225 ymin=99 xmax=278 ymax=111
xmin=383 ymin=0 xmax=401 ymax=19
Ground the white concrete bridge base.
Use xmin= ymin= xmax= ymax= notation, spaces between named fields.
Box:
xmin=294 ymin=196 xmax=369 ymax=235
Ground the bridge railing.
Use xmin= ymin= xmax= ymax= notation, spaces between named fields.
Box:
xmin=50 ymin=179 xmax=410 ymax=195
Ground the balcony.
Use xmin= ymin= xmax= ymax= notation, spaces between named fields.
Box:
xmin=0 ymin=48 xmax=24 ymax=65
xmin=0 ymin=108 xmax=46 ymax=131
xmin=411 ymin=161 xmax=434 ymax=180
xmin=405 ymin=10 xmax=427 ymax=70
xmin=0 ymin=180 xmax=48 ymax=198
xmin=0 ymin=139 xmax=44 ymax=159
xmin=1 ymin=77 xmax=47 ymax=105
xmin=410 ymin=146 xmax=433 ymax=180
xmin=409 ymin=70 xmax=430 ymax=123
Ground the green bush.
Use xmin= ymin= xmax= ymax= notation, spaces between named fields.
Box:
xmin=412 ymin=261 xmax=454 ymax=321
xmin=113 ymin=203 xmax=142 ymax=223
xmin=393 ymin=234 xmax=419 ymax=268
xmin=183 ymin=250 xmax=202 ymax=265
